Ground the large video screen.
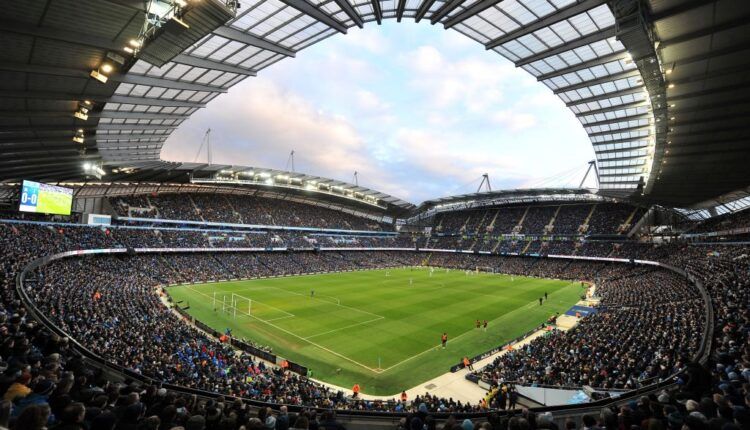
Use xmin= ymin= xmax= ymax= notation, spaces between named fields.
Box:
xmin=19 ymin=180 xmax=74 ymax=216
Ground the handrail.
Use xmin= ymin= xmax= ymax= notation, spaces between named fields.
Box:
xmin=15 ymin=247 xmax=713 ymax=419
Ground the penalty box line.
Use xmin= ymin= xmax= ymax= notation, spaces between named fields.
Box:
xmin=379 ymin=288 xmax=577 ymax=373
xmin=231 ymin=284 xmax=386 ymax=320
xmin=183 ymin=285 xmax=384 ymax=374
xmin=229 ymin=292 xmax=295 ymax=318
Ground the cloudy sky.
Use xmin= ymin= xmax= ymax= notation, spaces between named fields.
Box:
xmin=162 ymin=21 xmax=595 ymax=203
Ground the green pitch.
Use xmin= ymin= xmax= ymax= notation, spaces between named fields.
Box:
xmin=167 ymin=267 xmax=583 ymax=395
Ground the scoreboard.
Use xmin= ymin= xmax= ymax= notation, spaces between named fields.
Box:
xmin=19 ymin=180 xmax=73 ymax=216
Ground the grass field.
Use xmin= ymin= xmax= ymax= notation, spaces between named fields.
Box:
xmin=167 ymin=267 xmax=584 ymax=395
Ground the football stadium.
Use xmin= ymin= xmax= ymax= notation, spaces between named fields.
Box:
xmin=0 ymin=1 xmax=749 ymax=430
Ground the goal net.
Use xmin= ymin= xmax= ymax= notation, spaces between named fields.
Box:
xmin=213 ymin=293 xmax=252 ymax=319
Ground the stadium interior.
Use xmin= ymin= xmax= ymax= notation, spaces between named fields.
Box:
xmin=1 ymin=1 xmax=749 ymax=430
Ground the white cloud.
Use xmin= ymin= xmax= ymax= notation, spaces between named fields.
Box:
xmin=162 ymin=80 xmax=414 ymax=200
xmin=405 ymin=46 xmax=520 ymax=112
xmin=338 ymin=26 xmax=391 ymax=54
xmin=160 ymin=23 xmax=596 ymax=203
xmin=355 ymin=89 xmax=390 ymax=112
xmin=490 ymin=110 xmax=538 ymax=132
xmin=391 ymin=128 xmax=529 ymax=187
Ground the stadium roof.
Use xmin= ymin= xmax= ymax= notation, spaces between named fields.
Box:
xmin=414 ymin=187 xmax=612 ymax=213
xmin=1 ymin=0 xmax=748 ymax=209
xmin=111 ymin=160 xmax=416 ymax=213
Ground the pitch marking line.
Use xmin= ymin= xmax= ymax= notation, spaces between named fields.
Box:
xmin=230 ymin=292 xmax=295 ymax=318
xmin=231 ymin=284 xmax=385 ymax=320
xmin=379 ymin=283 xmax=579 ymax=373
xmin=182 ymin=285 xmax=384 ymax=374
xmin=304 ymin=316 xmax=385 ymax=341
xmin=265 ymin=315 xmax=296 ymax=322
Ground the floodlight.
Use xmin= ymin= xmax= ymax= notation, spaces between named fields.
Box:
xmin=73 ymin=136 xmax=84 ymax=144
xmin=83 ymin=162 xmax=92 ymax=170
xmin=668 ymin=83 xmax=674 ymax=88
xmin=74 ymin=111 xmax=89 ymax=121
xmin=129 ymin=39 xmax=141 ymax=47
xmin=101 ymin=64 xmax=113 ymax=73
xmin=90 ymin=69 xmax=108 ymax=83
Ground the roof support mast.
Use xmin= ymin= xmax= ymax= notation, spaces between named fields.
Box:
xmin=579 ymin=160 xmax=599 ymax=189
xmin=477 ymin=173 xmax=492 ymax=193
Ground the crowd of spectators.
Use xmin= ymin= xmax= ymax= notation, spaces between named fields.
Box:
xmin=430 ymin=203 xmax=645 ymax=237
xmin=687 ymin=208 xmax=750 ymax=234
xmin=586 ymin=204 xmax=645 ymax=235
xmin=551 ymin=205 xmax=591 ymax=235
xmin=519 ymin=207 xmax=557 ymax=235
xmin=109 ymin=194 xmax=389 ymax=231
xmin=0 ymin=219 xmax=747 ymax=430
xmin=474 ymin=269 xmax=703 ymax=389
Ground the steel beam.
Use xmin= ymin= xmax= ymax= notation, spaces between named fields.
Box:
xmin=214 ymin=26 xmax=296 ymax=57
xmin=588 ymin=125 xmax=651 ymax=138
xmin=93 ymin=137 xmax=168 ymax=143
xmin=430 ymin=0 xmax=465 ymax=24
xmin=553 ymin=69 xmax=641 ymax=94
xmin=594 ymin=145 xmax=649 ymax=155
xmin=515 ymin=26 xmax=616 ymax=67
xmin=415 ymin=0 xmax=439 ymax=22
xmin=442 ymin=0 xmax=504 ymax=29
xmin=0 ymin=123 xmax=176 ymax=133
xmin=589 ymin=134 xmax=650 ymax=146
xmin=582 ymin=113 xmax=651 ymax=128
xmin=0 ymin=109 xmax=187 ymax=122
xmin=483 ymin=0 xmax=607 ymax=46
xmin=566 ymin=86 xmax=645 ymax=107
xmin=117 ymin=73 xmax=228 ymax=93
xmin=0 ymin=89 xmax=208 ymax=108
xmin=535 ymin=51 xmax=628 ymax=81
xmin=279 ymin=0 xmax=348 ymax=33
xmin=95 ymin=111 xmax=188 ymax=120
xmin=0 ymin=62 xmax=227 ymax=93
xmin=371 ymin=0 xmax=383 ymax=24
xmin=575 ymin=100 xmax=649 ymax=117
xmin=396 ymin=0 xmax=408 ymax=22
xmin=334 ymin=0 xmax=364 ymax=27
xmin=172 ymin=55 xmax=257 ymax=76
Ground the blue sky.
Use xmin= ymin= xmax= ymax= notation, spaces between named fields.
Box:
xmin=162 ymin=21 xmax=595 ymax=203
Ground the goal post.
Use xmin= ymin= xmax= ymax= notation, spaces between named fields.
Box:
xmin=231 ymin=293 xmax=252 ymax=317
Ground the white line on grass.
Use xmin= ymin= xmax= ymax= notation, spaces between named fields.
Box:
xmin=229 ymin=292 xmax=295 ymax=318
xmin=232 ymin=284 xmax=385 ymax=319
xmin=265 ymin=315 xmax=296 ymax=322
xmin=379 ymin=285 xmax=579 ymax=373
xmin=182 ymin=285 xmax=384 ymax=374
xmin=304 ymin=316 xmax=385 ymax=340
